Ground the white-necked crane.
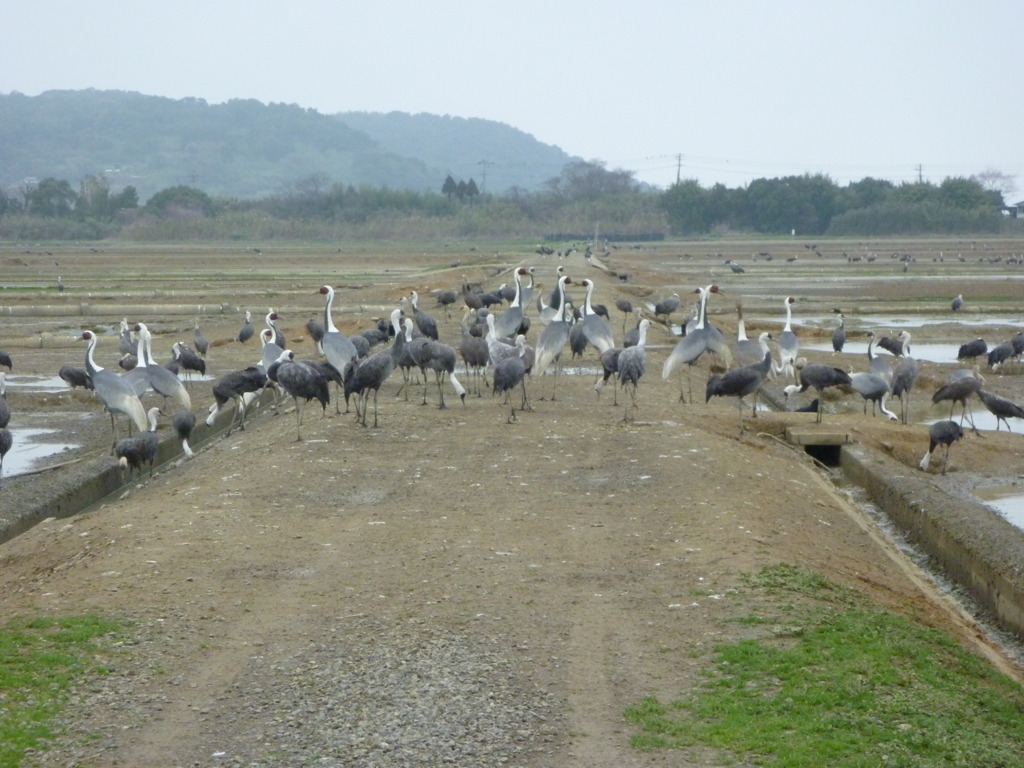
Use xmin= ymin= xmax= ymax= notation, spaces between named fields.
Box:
xmin=849 ymin=372 xmax=898 ymax=420
xmin=135 ymin=323 xmax=191 ymax=412
xmin=777 ymin=296 xmax=799 ymax=381
xmin=616 ymin=318 xmax=651 ymax=422
xmin=733 ymin=304 xmax=765 ymax=369
xmin=706 ymin=350 xmax=774 ymax=432
xmin=115 ymin=406 xmax=161 ymax=477
xmin=578 ymin=278 xmax=615 ymax=355
xmin=866 ymin=331 xmax=893 ymax=385
xmin=318 ymin=285 xmax=359 ymax=410
xmin=920 ymin=420 xmax=963 ymax=474
xmin=494 ymin=267 xmax=531 ymax=339
xmin=532 ymin=275 xmax=574 ymax=400
xmin=783 ymin=364 xmax=852 ymax=423
xmin=265 ymin=309 xmax=286 ymax=349
xmin=81 ymin=330 xmax=149 ymax=449
xmin=662 ymin=286 xmax=719 ymax=402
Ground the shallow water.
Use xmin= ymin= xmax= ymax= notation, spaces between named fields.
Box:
xmin=973 ymin=484 xmax=1024 ymax=530
xmin=1 ymin=426 xmax=80 ymax=479
xmin=800 ymin=341 xmax=967 ymax=365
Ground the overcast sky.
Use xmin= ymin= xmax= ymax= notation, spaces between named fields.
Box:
xmin=3 ymin=1 xmax=1022 ymax=196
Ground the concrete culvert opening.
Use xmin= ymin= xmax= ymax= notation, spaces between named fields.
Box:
xmin=805 ymin=443 xmax=841 ymax=467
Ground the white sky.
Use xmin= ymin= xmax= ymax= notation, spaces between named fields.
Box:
xmin=3 ymin=1 xmax=1022 ymax=195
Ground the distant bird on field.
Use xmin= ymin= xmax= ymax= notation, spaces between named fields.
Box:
xmin=831 ymin=311 xmax=846 ymax=353
xmin=777 ymin=296 xmax=799 ymax=380
xmin=951 ymin=294 xmax=964 ymax=312
xmin=193 ymin=320 xmax=209 ymax=357
xmin=0 ymin=350 xmax=12 ymax=371
xmin=919 ymin=420 xmax=963 ymax=474
xmin=238 ymin=311 xmax=255 ymax=344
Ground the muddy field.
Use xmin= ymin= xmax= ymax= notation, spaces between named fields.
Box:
xmin=1 ymin=236 xmax=1024 ymax=766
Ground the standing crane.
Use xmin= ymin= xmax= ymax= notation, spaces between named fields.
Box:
xmin=81 ymin=330 xmax=149 ymax=450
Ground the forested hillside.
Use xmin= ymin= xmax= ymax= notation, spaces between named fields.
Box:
xmin=0 ymin=90 xmax=575 ymax=201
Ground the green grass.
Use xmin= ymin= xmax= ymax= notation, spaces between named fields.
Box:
xmin=626 ymin=565 xmax=1024 ymax=767
xmin=0 ymin=615 xmax=126 ymax=768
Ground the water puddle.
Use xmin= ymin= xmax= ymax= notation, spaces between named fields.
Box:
xmin=5 ymin=375 xmax=71 ymax=393
xmin=973 ymin=484 xmax=1024 ymax=530
xmin=1 ymin=426 xmax=80 ymax=478
xmin=800 ymin=341 xmax=965 ymax=364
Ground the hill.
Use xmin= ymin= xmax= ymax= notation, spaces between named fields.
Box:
xmin=0 ymin=89 xmax=576 ymax=201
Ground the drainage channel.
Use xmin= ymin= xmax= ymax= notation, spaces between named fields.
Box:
xmin=784 ymin=425 xmax=1024 ymax=642
xmin=0 ymin=389 xmax=279 ymax=546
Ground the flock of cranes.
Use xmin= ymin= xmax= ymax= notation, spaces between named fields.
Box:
xmin=1 ymin=266 xmax=1022 ymax=488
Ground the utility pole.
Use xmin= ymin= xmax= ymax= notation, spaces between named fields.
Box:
xmin=676 ymin=153 xmax=683 ymax=185
xmin=478 ymin=159 xmax=489 ymax=194
xmin=915 ymin=164 xmax=923 ymax=183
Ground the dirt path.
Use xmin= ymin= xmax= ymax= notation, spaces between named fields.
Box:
xmin=1 ymin=240 xmax=1023 ymax=766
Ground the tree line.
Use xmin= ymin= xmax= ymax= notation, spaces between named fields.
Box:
xmin=0 ymin=160 xmax=1015 ymax=241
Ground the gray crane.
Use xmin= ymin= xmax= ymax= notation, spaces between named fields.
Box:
xmin=783 ymin=364 xmax=853 ymax=423
xmin=59 ymin=365 xmax=93 ymax=390
xmin=135 ymin=323 xmax=191 ymax=412
xmin=172 ymin=342 xmax=206 ymax=382
xmin=306 ymin=318 xmax=326 ymax=353
xmin=0 ymin=349 xmax=11 ymax=371
xmin=318 ymin=285 xmax=359 ymax=410
xmin=0 ymin=372 xmax=9 ymax=429
xmin=492 ymin=340 xmax=529 ymax=423
xmin=346 ymin=308 xmax=404 ymax=427
xmin=920 ymin=420 xmax=964 ymax=474
xmin=237 ymin=310 xmax=255 ymax=344
xmin=431 ymin=287 xmax=459 ymax=321
xmin=977 ymin=389 xmax=1024 ymax=432
xmin=987 ymin=342 xmax=1014 ymax=372
xmin=615 ymin=297 xmax=633 ymax=334
xmin=706 ymin=350 xmax=774 ymax=431
xmin=931 ymin=369 xmax=983 ymax=432
xmin=173 ymin=410 xmax=196 ymax=458
xmin=408 ymin=290 xmax=439 ymax=340
xmin=193 ymin=319 xmax=209 ymax=357
xmin=616 ymin=318 xmax=651 ymax=422
xmin=272 ymin=350 xmax=331 ymax=441
xmin=594 ymin=346 xmax=623 ymax=404
xmin=115 ymin=406 xmax=161 ymax=477
xmin=890 ymin=337 xmax=919 ymax=424
xmin=459 ymin=307 xmax=490 ymax=396
xmin=81 ymin=329 xmax=149 ymax=448
xmin=206 ymin=366 xmax=268 ymax=434
xmin=653 ymin=292 xmax=681 ymax=323
xmin=0 ymin=426 xmax=11 ymax=488
xmin=957 ymin=338 xmax=987 ymax=364
xmin=951 ymin=294 xmax=964 ymax=312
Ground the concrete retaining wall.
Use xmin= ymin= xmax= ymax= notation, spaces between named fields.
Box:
xmin=841 ymin=443 xmax=1024 ymax=639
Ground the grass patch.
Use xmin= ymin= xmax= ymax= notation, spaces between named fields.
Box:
xmin=626 ymin=565 xmax=1024 ymax=766
xmin=0 ymin=615 xmax=127 ymax=768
